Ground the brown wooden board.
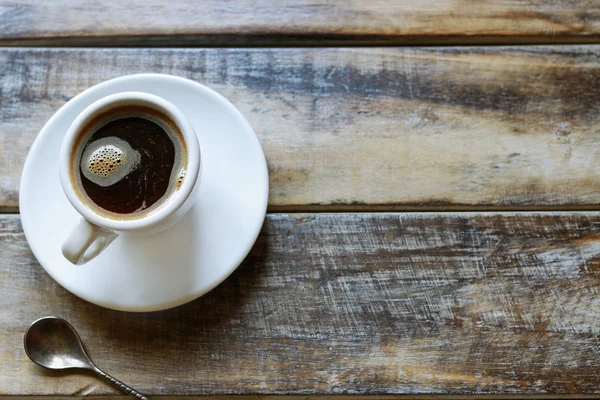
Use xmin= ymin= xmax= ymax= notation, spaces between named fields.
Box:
xmin=1 ymin=212 xmax=600 ymax=396
xmin=2 ymin=47 xmax=600 ymax=212
xmin=2 ymin=1 xmax=600 ymax=46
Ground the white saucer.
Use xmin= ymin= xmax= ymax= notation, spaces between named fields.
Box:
xmin=20 ymin=74 xmax=268 ymax=312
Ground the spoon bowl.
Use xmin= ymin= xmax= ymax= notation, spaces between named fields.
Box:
xmin=24 ymin=316 xmax=94 ymax=370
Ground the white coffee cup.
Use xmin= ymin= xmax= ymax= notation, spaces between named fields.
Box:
xmin=59 ymin=92 xmax=201 ymax=265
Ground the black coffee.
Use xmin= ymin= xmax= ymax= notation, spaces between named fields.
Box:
xmin=71 ymin=106 xmax=187 ymax=217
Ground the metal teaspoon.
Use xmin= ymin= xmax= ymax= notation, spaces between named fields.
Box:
xmin=24 ymin=316 xmax=149 ymax=400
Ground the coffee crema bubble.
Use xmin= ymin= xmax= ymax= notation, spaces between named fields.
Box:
xmin=80 ymin=138 xmax=141 ymax=187
xmin=176 ymin=167 xmax=186 ymax=190
xmin=71 ymin=106 xmax=188 ymax=218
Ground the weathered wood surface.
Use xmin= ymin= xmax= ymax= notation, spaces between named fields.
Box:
xmin=2 ymin=1 xmax=600 ymax=46
xmin=2 ymin=47 xmax=600 ymax=211
xmin=1 ymin=212 xmax=600 ymax=396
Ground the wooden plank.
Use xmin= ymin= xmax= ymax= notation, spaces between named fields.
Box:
xmin=1 ymin=212 xmax=600 ymax=396
xmin=2 ymin=1 xmax=600 ymax=46
xmin=4 ymin=396 xmax=596 ymax=400
xmin=2 ymin=47 xmax=600 ymax=211
xmin=6 ymin=397 xmax=596 ymax=400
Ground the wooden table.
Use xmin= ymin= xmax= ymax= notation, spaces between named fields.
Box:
xmin=2 ymin=1 xmax=600 ymax=398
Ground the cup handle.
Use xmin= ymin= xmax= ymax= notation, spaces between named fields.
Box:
xmin=62 ymin=218 xmax=118 ymax=265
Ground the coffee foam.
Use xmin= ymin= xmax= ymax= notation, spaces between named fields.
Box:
xmin=80 ymin=137 xmax=141 ymax=187
xmin=176 ymin=167 xmax=186 ymax=190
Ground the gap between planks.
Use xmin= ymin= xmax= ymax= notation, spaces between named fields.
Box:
xmin=4 ymin=35 xmax=600 ymax=48
xmin=2 ymin=395 xmax=600 ymax=400
xmin=2 ymin=206 xmax=600 ymax=214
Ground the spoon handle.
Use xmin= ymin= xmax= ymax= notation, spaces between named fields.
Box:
xmin=95 ymin=368 xmax=150 ymax=400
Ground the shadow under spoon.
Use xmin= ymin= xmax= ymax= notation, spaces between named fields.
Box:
xmin=24 ymin=316 xmax=150 ymax=399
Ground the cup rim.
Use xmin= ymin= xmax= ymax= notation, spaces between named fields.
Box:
xmin=59 ymin=91 xmax=201 ymax=231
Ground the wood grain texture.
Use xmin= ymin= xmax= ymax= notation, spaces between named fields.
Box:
xmin=2 ymin=47 xmax=600 ymax=211
xmin=2 ymin=1 xmax=600 ymax=46
xmin=1 ymin=212 xmax=600 ymax=396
